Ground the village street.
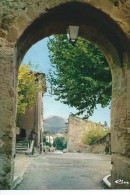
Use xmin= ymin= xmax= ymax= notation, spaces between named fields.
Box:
xmin=15 ymin=152 xmax=111 ymax=190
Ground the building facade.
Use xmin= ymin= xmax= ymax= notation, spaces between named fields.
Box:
xmin=17 ymin=73 xmax=46 ymax=148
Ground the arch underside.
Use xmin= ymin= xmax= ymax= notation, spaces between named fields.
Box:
xmin=16 ymin=2 xmax=129 ymax=71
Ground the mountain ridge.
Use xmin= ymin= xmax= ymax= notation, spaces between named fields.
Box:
xmin=44 ymin=115 xmax=68 ymax=134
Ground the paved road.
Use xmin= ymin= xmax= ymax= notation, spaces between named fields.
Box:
xmin=15 ymin=152 xmax=111 ymax=190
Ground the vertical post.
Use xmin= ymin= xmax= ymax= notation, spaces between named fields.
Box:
xmin=0 ymin=47 xmax=16 ymax=189
xmin=111 ymin=52 xmax=130 ymax=189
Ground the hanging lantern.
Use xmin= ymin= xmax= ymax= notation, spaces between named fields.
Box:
xmin=67 ymin=25 xmax=79 ymax=44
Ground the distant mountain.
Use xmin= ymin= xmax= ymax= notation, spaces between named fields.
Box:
xmin=44 ymin=116 xmax=67 ymax=134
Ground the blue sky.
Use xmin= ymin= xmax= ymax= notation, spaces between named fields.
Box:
xmin=22 ymin=37 xmax=110 ymax=126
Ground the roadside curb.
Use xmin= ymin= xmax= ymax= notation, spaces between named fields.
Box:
xmin=13 ymin=156 xmax=33 ymax=189
xmin=13 ymin=176 xmax=23 ymax=189
xmin=103 ymin=174 xmax=111 ymax=188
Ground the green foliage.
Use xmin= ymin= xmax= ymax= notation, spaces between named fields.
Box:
xmin=17 ymin=64 xmax=42 ymax=115
xmin=82 ymin=127 xmax=110 ymax=145
xmin=47 ymin=35 xmax=112 ymax=118
xmin=43 ymin=141 xmax=52 ymax=147
xmin=53 ymin=136 xmax=67 ymax=150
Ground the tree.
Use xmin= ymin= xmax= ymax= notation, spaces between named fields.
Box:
xmin=82 ymin=127 xmax=110 ymax=145
xmin=47 ymin=35 xmax=112 ymax=118
xmin=53 ymin=136 xmax=67 ymax=150
xmin=17 ymin=64 xmax=42 ymax=115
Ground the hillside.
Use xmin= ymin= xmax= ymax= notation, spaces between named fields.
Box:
xmin=44 ymin=116 xmax=67 ymax=134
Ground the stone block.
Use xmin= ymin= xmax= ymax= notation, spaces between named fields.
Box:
xmin=7 ymin=26 xmax=19 ymax=43
xmin=111 ymin=155 xmax=130 ymax=189
xmin=25 ymin=6 xmax=37 ymax=20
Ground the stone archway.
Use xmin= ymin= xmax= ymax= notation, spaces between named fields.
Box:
xmin=0 ymin=0 xmax=130 ymax=189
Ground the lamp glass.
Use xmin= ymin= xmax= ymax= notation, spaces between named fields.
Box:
xmin=67 ymin=25 xmax=79 ymax=43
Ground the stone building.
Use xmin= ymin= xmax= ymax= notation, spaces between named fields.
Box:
xmin=0 ymin=0 xmax=130 ymax=189
xmin=16 ymin=73 xmax=46 ymax=148
xmin=67 ymin=115 xmax=109 ymax=153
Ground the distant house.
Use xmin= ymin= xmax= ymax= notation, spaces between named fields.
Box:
xmin=54 ymin=133 xmax=64 ymax=138
xmin=46 ymin=135 xmax=54 ymax=145
xmin=16 ymin=73 xmax=46 ymax=148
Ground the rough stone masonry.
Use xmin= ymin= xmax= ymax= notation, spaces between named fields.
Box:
xmin=67 ymin=115 xmax=110 ymax=153
xmin=0 ymin=0 xmax=130 ymax=189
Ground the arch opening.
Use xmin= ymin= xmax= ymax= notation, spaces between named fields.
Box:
xmin=1 ymin=0 xmax=130 ymax=189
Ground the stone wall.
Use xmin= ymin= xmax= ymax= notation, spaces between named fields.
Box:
xmin=90 ymin=133 xmax=111 ymax=154
xmin=17 ymin=106 xmax=36 ymax=140
xmin=67 ymin=115 xmax=108 ymax=153
xmin=0 ymin=47 xmax=16 ymax=189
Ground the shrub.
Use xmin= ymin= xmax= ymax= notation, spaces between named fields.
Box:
xmin=82 ymin=127 xmax=109 ymax=145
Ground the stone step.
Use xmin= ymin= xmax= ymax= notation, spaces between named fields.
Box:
xmin=16 ymin=144 xmax=28 ymax=147
xmin=15 ymin=140 xmax=29 ymax=154
xmin=16 ymin=147 xmax=28 ymax=151
xmin=16 ymin=143 xmax=27 ymax=145
xmin=16 ymin=142 xmax=28 ymax=147
xmin=16 ymin=146 xmax=28 ymax=149
xmin=15 ymin=150 xmax=28 ymax=154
